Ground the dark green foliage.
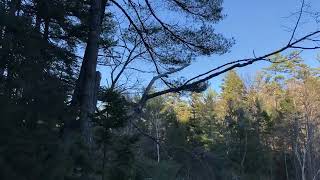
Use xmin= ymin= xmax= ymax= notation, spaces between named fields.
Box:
xmin=0 ymin=0 xmax=81 ymax=179
xmin=1 ymin=0 xmax=319 ymax=179
xmin=105 ymin=135 xmax=139 ymax=180
xmin=96 ymin=89 xmax=129 ymax=130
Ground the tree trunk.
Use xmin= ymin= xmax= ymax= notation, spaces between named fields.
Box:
xmin=72 ymin=0 xmax=106 ymax=148
xmin=155 ymin=117 xmax=160 ymax=163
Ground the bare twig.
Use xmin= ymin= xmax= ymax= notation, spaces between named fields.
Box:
xmin=146 ymin=30 xmax=320 ymax=100
xmin=288 ymin=0 xmax=305 ymax=45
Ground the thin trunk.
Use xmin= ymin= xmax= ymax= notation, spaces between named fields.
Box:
xmin=284 ymin=152 xmax=289 ymax=180
xmin=306 ymin=119 xmax=315 ymax=180
xmin=312 ymin=169 xmax=320 ymax=180
xmin=302 ymin=148 xmax=306 ymax=180
xmin=155 ymin=118 xmax=160 ymax=163
xmin=240 ymin=131 xmax=247 ymax=178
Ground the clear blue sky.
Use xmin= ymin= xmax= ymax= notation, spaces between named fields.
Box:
xmin=180 ymin=0 xmax=320 ymax=91
xmin=98 ymin=0 xmax=320 ymax=93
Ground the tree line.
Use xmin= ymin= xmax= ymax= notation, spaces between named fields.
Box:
xmin=0 ymin=0 xmax=320 ymax=179
xmin=130 ymin=54 xmax=320 ymax=180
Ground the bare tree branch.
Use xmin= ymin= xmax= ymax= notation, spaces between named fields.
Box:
xmin=288 ymin=0 xmax=305 ymax=45
xmin=139 ymin=64 xmax=189 ymax=105
xmin=110 ymin=0 xmax=161 ymax=73
xmin=146 ymin=30 xmax=320 ymax=100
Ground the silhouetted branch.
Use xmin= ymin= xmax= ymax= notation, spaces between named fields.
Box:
xmin=110 ymin=0 xmax=161 ymax=73
xmin=146 ymin=30 xmax=320 ymax=100
xmin=288 ymin=0 xmax=305 ymax=45
xmin=139 ymin=64 xmax=189 ymax=105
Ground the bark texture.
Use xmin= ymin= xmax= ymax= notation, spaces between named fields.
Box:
xmin=72 ymin=0 xmax=106 ymax=148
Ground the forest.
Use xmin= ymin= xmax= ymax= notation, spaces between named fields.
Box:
xmin=1 ymin=0 xmax=320 ymax=180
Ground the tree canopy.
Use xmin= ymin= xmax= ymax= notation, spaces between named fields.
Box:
xmin=1 ymin=0 xmax=320 ymax=180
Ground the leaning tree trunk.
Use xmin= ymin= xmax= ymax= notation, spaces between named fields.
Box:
xmin=72 ymin=0 xmax=106 ymax=149
xmin=67 ymin=1 xmax=106 ymax=179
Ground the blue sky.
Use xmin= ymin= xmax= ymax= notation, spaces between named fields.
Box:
xmin=98 ymin=0 xmax=320 ymax=93
xmin=180 ymin=0 xmax=320 ymax=91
